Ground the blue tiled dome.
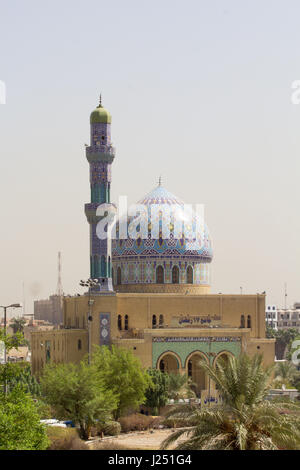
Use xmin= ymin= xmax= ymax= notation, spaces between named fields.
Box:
xmin=112 ymin=185 xmax=213 ymax=261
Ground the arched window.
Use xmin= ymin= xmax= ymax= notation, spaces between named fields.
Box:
xmin=247 ymin=315 xmax=251 ymax=328
xmin=187 ymin=266 xmax=193 ymax=284
xmin=108 ymin=256 xmax=111 ymax=277
xmin=172 ymin=265 xmax=179 ymax=284
xmin=159 ymin=314 xmax=164 ymax=327
xmin=241 ymin=315 xmax=245 ymax=328
xmin=118 ymin=315 xmax=122 ymax=330
xmin=156 ymin=265 xmax=164 ymax=284
xmin=188 ymin=359 xmax=192 ymax=377
xmin=78 ymin=339 xmax=82 ymax=350
xmin=124 ymin=314 xmax=129 ymax=330
xmin=152 ymin=315 xmax=157 ymax=329
xmin=117 ymin=267 xmax=122 ymax=285
xmin=159 ymin=360 xmax=165 ymax=373
xmin=111 ymin=267 xmax=114 ymax=284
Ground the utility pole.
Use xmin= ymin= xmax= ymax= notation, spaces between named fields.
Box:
xmin=56 ymin=252 xmax=63 ymax=297
xmin=79 ymin=279 xmax=99 ymax=364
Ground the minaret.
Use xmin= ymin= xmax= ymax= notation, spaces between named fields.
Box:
xmin=84 ymin=96 xmax=115 ymax=293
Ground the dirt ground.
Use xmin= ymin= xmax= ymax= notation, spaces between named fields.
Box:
xmin=89 ymin=428 xmax=187 ymax=450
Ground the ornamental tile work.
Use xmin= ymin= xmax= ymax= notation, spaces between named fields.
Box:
xmin=152 ymin=337 xmax=241 ymax=368
xmin=112 ymin=185 xmax=213 ymax=287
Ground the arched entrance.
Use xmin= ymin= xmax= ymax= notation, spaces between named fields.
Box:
xmin=157 ymin=352 xmax=180 ymax=374
xmin=185 ymin=352 xmax=208 ymax=397
xmin=213 ymin=351 xmax=234 ymax=369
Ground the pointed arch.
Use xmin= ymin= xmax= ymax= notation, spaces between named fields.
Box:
xmin=172 ymin=265 xmax=179 ymax=284
xmin=156 ymin=265 xmax=164 ymax=284
xmin=187 ymin=265 xmax=193 ymax=284
xmin=117 ymin=266 xmax=122 ymax=285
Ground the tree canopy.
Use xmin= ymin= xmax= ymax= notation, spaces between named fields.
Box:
xmin=161 ymin=354 xmax=300 ymax=450
xmin=40 ymin=360 xmax=117 ymax=439
xmin=0 ymin=386 xmax=49 ymax=450
xmin=92 ymin=345 xmax=152 ymax=419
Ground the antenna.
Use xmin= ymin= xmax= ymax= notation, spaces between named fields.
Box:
xmin=56 ymin=252 xmax=63 ymax=297
xmin=22 ymin=281 xmax=25 ymax=317
xmin=284 ymin=282 xmax=287 ymax=310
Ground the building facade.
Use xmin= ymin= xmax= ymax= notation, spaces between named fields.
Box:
xmin=31 ymin=99 xmax=275 ymax=400
xmin=277 ymin=303 xmax=300 ymax=331
xmin=265 ymin=304 xmax=278 ymax=330
xmin=34 ymin=294 xmax=63 ymax=325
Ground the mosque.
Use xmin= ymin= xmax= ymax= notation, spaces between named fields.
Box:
xmin=31 ymin=99 xmax=275 ymax=399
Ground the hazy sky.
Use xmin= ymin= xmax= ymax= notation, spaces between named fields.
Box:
xmin=0 ymin=0 xmax=299 ymax=316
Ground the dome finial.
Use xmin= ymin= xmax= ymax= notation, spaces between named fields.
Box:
xmin=99 ymin=93 xmax=102 ymax=107
xmin=158 ymin=176 xmax=162 ymax=187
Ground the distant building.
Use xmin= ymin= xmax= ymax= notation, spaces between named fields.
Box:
xmin=265 ymin=305 xmax=278 ymax=330
xmin=34 ymin=294 xmax=63 ymax=325
xmin=277 ymin=303 xmax=300 ymax=331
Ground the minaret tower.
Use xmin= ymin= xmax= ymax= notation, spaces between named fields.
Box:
xmin=84 ymin=96 xmax=115 ymax=293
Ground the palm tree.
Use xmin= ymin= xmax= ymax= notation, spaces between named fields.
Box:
xmin=10 ymin=317 xmax=26 ymax=335
xmin=161 ymin=354 xmax=300 ymax=450
xmin=273 ymin=361 xmax=300 ymax=388
xmin=167 ymin=373 xmax=196 ymax=400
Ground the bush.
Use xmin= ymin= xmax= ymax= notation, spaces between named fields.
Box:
xmin=102 ymin=421 xmax=121 ymax=436
xmin=46 ymin=427 xmax=89 ymax=450
xmin=119 ymin=413 xmax=158 ymax=433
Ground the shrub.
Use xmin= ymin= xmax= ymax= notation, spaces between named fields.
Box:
xmin=119 ymin=413 xmax=158 ymax=433
xmin=102 ymin=421 xmax=121 ymax=436
xmin=46 ymin=427 xmax=89 ymax=450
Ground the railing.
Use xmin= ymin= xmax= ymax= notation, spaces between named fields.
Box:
xmin=86 ymin=144 xmax=115 ymax=155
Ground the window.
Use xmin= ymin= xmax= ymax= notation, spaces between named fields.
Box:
xmin=172 ymin=266 xmax=179 ymax=284
xmin=240 ymin=315 xmax=245 ymax=328
xmin=152 ymin=315 xmax=157 ymax=329
xmin=159 ymin=314 xmax=164 ymax=327
xmin=247 ymin=315 xmax=251 ymax=328
xmin=78 ymin=339 xmax=82 ymax=350
xmin=187 ymin=266 xmax=193 ymax=284
xmin=188 ymin=360 xmax=192 ymax=377
xmin=117 ymin=267 xmax=122 ymax=285
xmin=118 ymin=314 xmax=122 ymax=330
xmin=156 ymin=266 xmax=164 ymax=284
xmin=124 ymin=315 xmax=129 ymax=331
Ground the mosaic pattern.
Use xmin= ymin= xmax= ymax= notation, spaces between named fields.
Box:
xmin=112 ymin=185 xmax=213 ymax=286
xmin=152 ymin=338 xmax=241 ymax=368
xmin=84 ymin=106 xmax=115 ymax=292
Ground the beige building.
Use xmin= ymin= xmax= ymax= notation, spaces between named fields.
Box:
xmin=31 ymin=100 xmax=275 ymax=400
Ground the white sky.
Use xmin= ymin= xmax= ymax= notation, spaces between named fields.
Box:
xmin=0 ymin=0 xmax=299 ymax=316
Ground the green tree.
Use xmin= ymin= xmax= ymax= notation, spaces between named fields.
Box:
xmin=10 ymin=317 xmax=26 ymax=335
xmin=92 ymin=345 xmax=151 ymax=419
xmin=273 ymin=361 xmax=300 ymax=389
xmin=144 ymin=369 xmax=170 ymax=415
xmin=9 ymin=363 xmax=41 ymax=397
xmin=0 ymin=386 xmax=49 ymax=450
xmin=0 ymin=329 xmax=25 ymax=394
xmin=161 ymin=354 xmax=300 ymax=450
xmin=40 ymin=360 xmax=117 ymax=439
xmin=275 ymin=329 xmax=299 ymax=360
